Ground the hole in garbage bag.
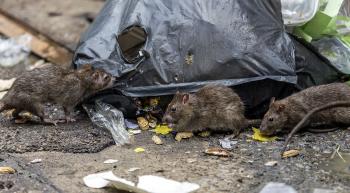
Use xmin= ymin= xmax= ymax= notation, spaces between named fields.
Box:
xmin=117 ymin=25 xmax=147 ymax=64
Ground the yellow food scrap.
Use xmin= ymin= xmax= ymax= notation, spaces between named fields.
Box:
xmin=0 ymin=167 xmax=16 ymax=174
xmin=198 ymin=131 xmax=211 ymax=137
xmin=175 ymin=132 xmax=194 ymax=141
xmin=155 ymin=124 xmax=172 ymax=135
xmin=282 ymin=149 xmax=300 ymax=158
xmin=137 ymin=117 xmax=149 ymax=130
xmin=134 ymin=147 xmax=145 ymax=153
xmin=252 ymin=127 xmax=277 ymax=142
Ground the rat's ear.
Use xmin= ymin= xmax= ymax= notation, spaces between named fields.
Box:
xmin=276 ymin=103 xmax=285 ymax=112
xmin=269 ymin=97 xmax=276 ymax=107
xmin=182 ymin=93 xmax=190 ymax=104
xmin=82 ymin=64 xmax=93 ymax=70
xmin=92 ymin=71 xmax=100 ymax=80
xmin=78 ymin=64 xmax=93 ymax=73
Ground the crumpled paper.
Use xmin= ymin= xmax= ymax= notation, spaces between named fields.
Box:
xmin=83 ymin=171 xmax=200 ymax=193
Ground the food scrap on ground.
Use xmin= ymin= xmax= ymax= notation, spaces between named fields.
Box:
xmin=252 ymin=128 xmax=278 ymax=142
xmin=175 ymin=132 xmax=194 ymax=141
xmin=134 ymin=147 xmax=145 ymax=153
xmin=152 ymin=135 xmax=163 ymax=145
xmin=0 ymin=166 xmax=16 ymax=174
xmin=204 ymin=147 xmax=231 ymax=157
xmin=154 ymin=124 xmax=172 ymax=135
xmin=282 ymin=149 xmax=300 ymax=158
xmin=198 ymin=131 xmax=211 ymax=137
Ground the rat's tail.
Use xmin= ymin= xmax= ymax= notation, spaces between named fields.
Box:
xmin=281 ymin=101 xmax=350 ymax=156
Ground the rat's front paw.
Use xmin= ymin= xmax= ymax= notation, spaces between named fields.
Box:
xmin=65 ymin=116 xmax=76 ymax=123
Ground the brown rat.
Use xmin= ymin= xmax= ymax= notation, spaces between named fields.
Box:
xmin=260 ymin=83 xmax=350 ymax=137
xmin=282 ymin=100 xmax=350 ymax=154
xmin=162 ymin=84 xmax=260 ymax=136
xmin=0 ymin=64 xmax=114 ymax=124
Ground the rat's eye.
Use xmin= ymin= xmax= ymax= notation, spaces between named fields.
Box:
xmin=268 ymin=117 xmax=274 ymax=122
xmin=171 ymin=107 xmax=176 ymax=112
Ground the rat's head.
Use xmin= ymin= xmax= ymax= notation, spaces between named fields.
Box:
xmin=260 ymin=97 xmax=287 ymax=136
xmin=162 ymin=91 xmax=194 ymax=131
xmin=77 ymin=64 xmax=115 ymax=91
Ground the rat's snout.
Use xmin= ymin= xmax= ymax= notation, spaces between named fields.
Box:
xmin=259 ymin=126 xmax=274 ymax=136
xmin=162 ymin=114 xmax=174 ymax=124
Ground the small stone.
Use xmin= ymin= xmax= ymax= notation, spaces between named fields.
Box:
xmin=29 ymin=159 xmax=42 ymax=164
xmin=103 ymin=159 xmax=118 ymax=164
xmin=264 ymin=161 xmax=278 ymax=167
xmin=186 ymin=158 xmax=197 ymax=163
xmin=127 ymin=167 xmax=141 ymax=172
xmin=323 ymin=149 xmax=332 ymax=154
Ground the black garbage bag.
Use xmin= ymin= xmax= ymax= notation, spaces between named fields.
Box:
xmin=73 ymin=0 xmax=343 ymax=117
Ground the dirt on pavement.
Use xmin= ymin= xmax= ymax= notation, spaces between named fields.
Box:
xmin=1 ymin=115 xmax=350 ymax=193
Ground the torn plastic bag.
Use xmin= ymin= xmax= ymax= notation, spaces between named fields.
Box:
xmin=73 ymin=0 xmax=343 ymax=117
xmin=312 ymin=37 xmax=350 ymax=74
xmin=83 ymin=101 xmax=131 ymax=146
xmin=74 ymin=0 xmax=295 ymax=92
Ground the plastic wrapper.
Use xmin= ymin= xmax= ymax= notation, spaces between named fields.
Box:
xmin=312 ymin=37 xmax=350 ymax=74
xmin=0 ymin=34 xmax=31 ymax=67
xmin=83 ymin=101 xmax=131 ymax=146
xmin=281 ymin=0 xmax=319 ymax=26
xmin=340 ymin=0 xmax=350 ymax=17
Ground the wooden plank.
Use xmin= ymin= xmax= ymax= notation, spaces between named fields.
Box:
xmin=0 ymin=9 xmax=73 ymax=65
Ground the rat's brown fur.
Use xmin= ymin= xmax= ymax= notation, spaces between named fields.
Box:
xmin=281 ymin=100 xmax=350 ymax=154
xmin=162 ymin=84 xmax=259 ymax=136
xmin=260 ymin=83 xmax=350 ymax=136
xmin=0 ymin=64 xmax=114 ymax=123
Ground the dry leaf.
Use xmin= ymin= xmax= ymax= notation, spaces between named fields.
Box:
xmin=152 ymin=135 xmax=163 ymax=145
xmin=175 ymin=132 xmax=194 ymax=141
xmin=0 ymin=166 xmax=16 ymax=174
xmin=252 ymin=127 xmax=277 ymax=142
xmin=282 ymin=149 xmax=300 ymax=158
xmin=198 ymin=131 xmax=211 ymax=137
xmin=137 ymin=117 xmax=149 ymax=130
xmin=205 ymin=147 xmax=231 ymax=157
